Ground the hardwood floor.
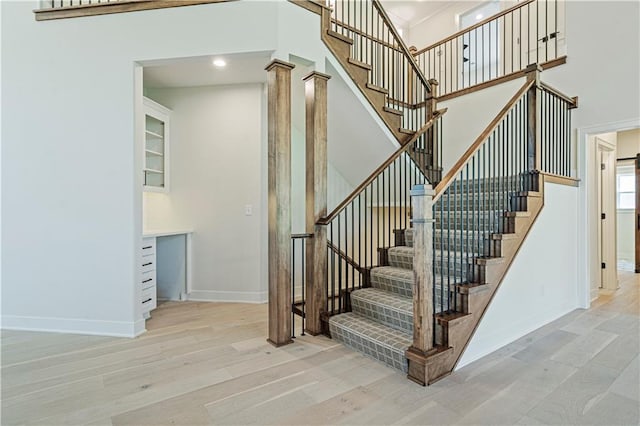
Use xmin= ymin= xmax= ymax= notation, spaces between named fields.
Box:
xmin=2 ymin=272 xmax=638 ymax=425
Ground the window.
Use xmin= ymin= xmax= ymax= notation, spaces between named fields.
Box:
xmin=616 ymin=165 xmax=635 ymax=210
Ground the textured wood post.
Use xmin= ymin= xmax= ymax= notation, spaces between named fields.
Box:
xmin=265 ymin=59 xmax=295 ymax=347
xmin=525 ymin=64 xmax=542 ymax=185
xmin=406 ymin=184 xmax=435 ymax=385
xmin=303 ymin=71 xmax=331 ymax=335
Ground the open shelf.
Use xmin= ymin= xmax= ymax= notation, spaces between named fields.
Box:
xmin=145 ymin=130 xmax=164 ymax=139
xmin=143 ymin=97 xmax=170 ymax=192
xmin=144 ymin=168 xmax=164 ymax=174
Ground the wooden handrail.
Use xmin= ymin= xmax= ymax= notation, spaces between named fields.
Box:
xmin=328 ymin=241 xmax=364 ymax=272
xmin=539 ymin=82 xmax=578 ymax=108
xmin=34 ymin=0 xmax=236 ymax=20
xmin=413 ymin=0 xmax=536 ymax=55
xmin=331 ymin=18 xmax=405 ymax=54
xmin=318 ymin=108 xmax=447 ymax=225
xmin=291 ymin=233 xmax=314 ymax=239
xmin=433 ymin=80 xmax=534 ymax=202
xmin=371 ymin=0 xmax=432 ymax=92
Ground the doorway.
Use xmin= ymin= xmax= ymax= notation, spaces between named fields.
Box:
xmin=133 ymin=52 xmax=272 ymax=329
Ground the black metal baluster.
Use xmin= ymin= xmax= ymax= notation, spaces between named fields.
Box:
xmin=545 ymin=0 xmax=548 ymax=62
xmin=330 ymin=223 xmax=335 ymax=314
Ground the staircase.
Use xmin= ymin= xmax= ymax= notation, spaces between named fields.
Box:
xmin=319 ymin=0 xmax=442 ymax=183
xmin=287 ymin=0 xmax=577 ymax=387
xmin=329 ymin=173 xmax=544 ymax=377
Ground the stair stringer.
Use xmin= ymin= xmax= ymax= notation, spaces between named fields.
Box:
xmin=407 ymin=175 xmax=546 ymax=385
xmin=319 ymin=9 xmax=415 ymax=146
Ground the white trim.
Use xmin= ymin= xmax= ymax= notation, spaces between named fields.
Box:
xmin=187 ymin=290 xmax=268 ymax=304
xmin=576 ymin=118 xmax=640 ymax=309
xmin=1 ymin=315 xmax=145 ymax=338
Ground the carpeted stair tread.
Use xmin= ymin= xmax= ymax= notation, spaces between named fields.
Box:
xmin=351 ymin=288 xmax=412 ymax=333
xmin=329 ymin=312 xmax=412 ymax=372
xmin=388 ymin=246 xmax=477 ymax=267
xmin=370 ymin=266 xmax=413 ymax=297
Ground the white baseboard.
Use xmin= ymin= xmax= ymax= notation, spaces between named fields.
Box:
xmin=187 ymin=290 xmax=267 ymax=304
xmin=1 ymin=315 xmax=142 ymax=338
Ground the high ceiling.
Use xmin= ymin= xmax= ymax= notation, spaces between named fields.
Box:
xmin=379 ymin=0 xmax=458 ymax=29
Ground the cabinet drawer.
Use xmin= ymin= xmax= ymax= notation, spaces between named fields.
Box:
xmin=141 ymin=287 xmax=157 ymax=312
xmin=141 ymin=257 xmax=155 ymax=273
xmin=141 ymin=238 xmax=156 ymax=256
xmin=141 ymin=274 xmax=156 ymax=291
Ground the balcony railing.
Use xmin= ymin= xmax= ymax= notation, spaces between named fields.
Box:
xmin=34 ymin=0 xmax=235 ymax=21
xmin=413 ymin=0 xmax=565 ymax=99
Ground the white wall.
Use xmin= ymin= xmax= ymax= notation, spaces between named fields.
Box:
xmin=0 ymin=0 xmax=332 ymax=336
xmin=617 ymin=128 xmax=640 ymax=160
xmin=439 ymin=76 xmax=525 ymax=173
xmin=1 ymin=0 xmax=402 ymax=336
xmin=408 ymin=1 xmax=484 ymax=49
xmin=144 ymin=84 xmax=266 ymax=303
xmin=459 ymin=181 xmax=579 ymax=367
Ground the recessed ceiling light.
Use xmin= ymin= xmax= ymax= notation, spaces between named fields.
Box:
xmin=476 ymin=13 xmax=483 ymax=20
xmin=213 ymin=59 xmax=226 ymax=68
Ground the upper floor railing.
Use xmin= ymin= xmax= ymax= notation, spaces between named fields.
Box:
xmin=34 ymin=0 xmax=234 ymax=20
xmin=413 ymin=0 xmax=565 ymax=99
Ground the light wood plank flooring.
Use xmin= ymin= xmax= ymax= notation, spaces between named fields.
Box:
xmin=2 ymin=272 xmax=638 ymax=425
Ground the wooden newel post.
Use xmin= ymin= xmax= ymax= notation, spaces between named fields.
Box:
xmin=406 ymin=184 xmax=436 ymax=386
xmin=303 ymin=71 xmax=331 ymax=335
xmin=525 ymin=64 xmax=542 ymax=190
xmin=265 ymin=59 xmax=295 ymax=347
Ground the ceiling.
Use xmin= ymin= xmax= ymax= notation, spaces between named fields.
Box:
xmin=143 ymin=51 xmax=273 ymax=89
xmin=380 ymin=0 xmax=458 ymax=29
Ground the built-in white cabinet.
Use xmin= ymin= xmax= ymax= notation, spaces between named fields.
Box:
xmin=140 ymin=237 xmax=158 ymax=316
xmin=140 ymin=231 xmax=193 ymax=320
xmin=143 ymin=98 xmax=170 ymax=192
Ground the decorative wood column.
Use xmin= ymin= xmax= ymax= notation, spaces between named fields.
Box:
xmin=406 ymin=184 xmax=436 ymax=385
xmin=265 ymin=59 xmax=295 ymax=347
xmin=303 ymin=71 xmax=331 ymax=335
xmin=525 ymin=64 xmax=542 ymax=190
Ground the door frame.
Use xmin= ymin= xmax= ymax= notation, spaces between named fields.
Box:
xmin=577 ymin=118 xmax=640 ymax=309
xmin=595 ymin=138 xmax=617 ymax=295
xmin=636 ymin=154 xmax=640 ymax=273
